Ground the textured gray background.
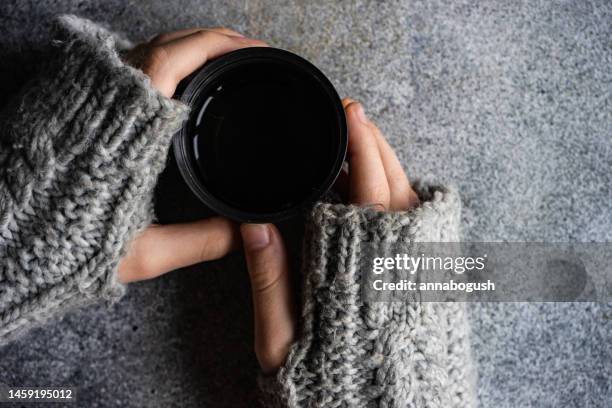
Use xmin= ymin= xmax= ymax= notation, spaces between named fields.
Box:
xmin=1 ymin=0 xmax=611 ymax=407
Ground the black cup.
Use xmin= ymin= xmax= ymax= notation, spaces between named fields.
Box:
xmin=173 ymin=47 xmax=347 ymax=223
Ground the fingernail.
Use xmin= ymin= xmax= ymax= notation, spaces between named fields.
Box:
xmin=241 ymin=224 xmax=270 ymax=250
xmin=354 ymin=102 xmax=368 ymax=124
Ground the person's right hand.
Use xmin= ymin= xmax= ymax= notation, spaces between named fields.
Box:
xmin=126 ymin=27 xmax=267 ymax=97
xmin=241 ymin=98 xmax=421 ymax=374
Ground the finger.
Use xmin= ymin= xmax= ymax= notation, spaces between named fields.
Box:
xmin=343 ymin=98 xmax=418 ymax=210
xmin=149 ymin=27 xmax=245 ymax=45
xmin=342 ymin=97 xmax=355 ymax=109
xmin=118 ymin=217 xmax=240 ymax=283
xmin=344 ymin=101 xmax=390 ymax=210
xmin=163 ymin=30 xmax=267 ymax=77
xmin=369 ymin=124 xmax=420 ymax=210
xmin=146 ymin=31 xmax=267 ymax=95
xmin=241 ymin=223 xmax=295 ymax=374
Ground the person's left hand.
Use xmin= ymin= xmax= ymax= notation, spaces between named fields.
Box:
xmin=125 ymin=27 xmax=267 ymax=97
xmin=118 ymin=217 xmax=240 ymax=283
xmin=118 ymin=26 xmax=265 ymax=282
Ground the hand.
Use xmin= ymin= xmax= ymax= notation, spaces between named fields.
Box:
xmin=118 ymin=27 xmax=266 ymax=283
xmin=118 ymin=217 xmax=240 ymax=283
xmin=241 ymin=99 xmax=420 ymax=373
xmin=126 ymin=27 xmax=267 ymax=97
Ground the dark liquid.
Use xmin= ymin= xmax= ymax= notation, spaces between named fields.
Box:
xmin=190 ymin=62 xmax=339 ymax=214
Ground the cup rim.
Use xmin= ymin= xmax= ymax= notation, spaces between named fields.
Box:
xmin=173 ymin=47 xmax=347 ymax=223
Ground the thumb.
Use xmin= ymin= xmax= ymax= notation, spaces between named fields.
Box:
xmin=241 ymin=223 xmax=295 ymax=374
xmin=118 ymin=217 xmax=240 ymax=283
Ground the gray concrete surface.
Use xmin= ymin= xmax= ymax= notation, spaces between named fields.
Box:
xmin=0 ymin=1 xmax=610 ymax=406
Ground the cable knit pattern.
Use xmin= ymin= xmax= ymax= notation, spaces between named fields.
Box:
xmin=260 ymin=183 xmax=475 ymax=407
xmin=0 ymin=16 xmax=473 ymax=406
xmin=0 ymin=16 xmax=188 ymax=344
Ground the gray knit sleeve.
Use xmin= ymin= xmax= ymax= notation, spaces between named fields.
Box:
xmin=259 ymin=183 xmax=475 ymax=407
xmin=0 ymin=16 xmax=188 ymax=344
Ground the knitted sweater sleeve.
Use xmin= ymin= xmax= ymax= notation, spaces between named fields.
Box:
xmin=0 ymin=16 xmax=188 ymax=344
xmin=260 ymin=183 xmax=475 ymax=407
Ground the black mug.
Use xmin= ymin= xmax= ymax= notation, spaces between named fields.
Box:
xmin=173 ymin=47 xmax=347 ymax=223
